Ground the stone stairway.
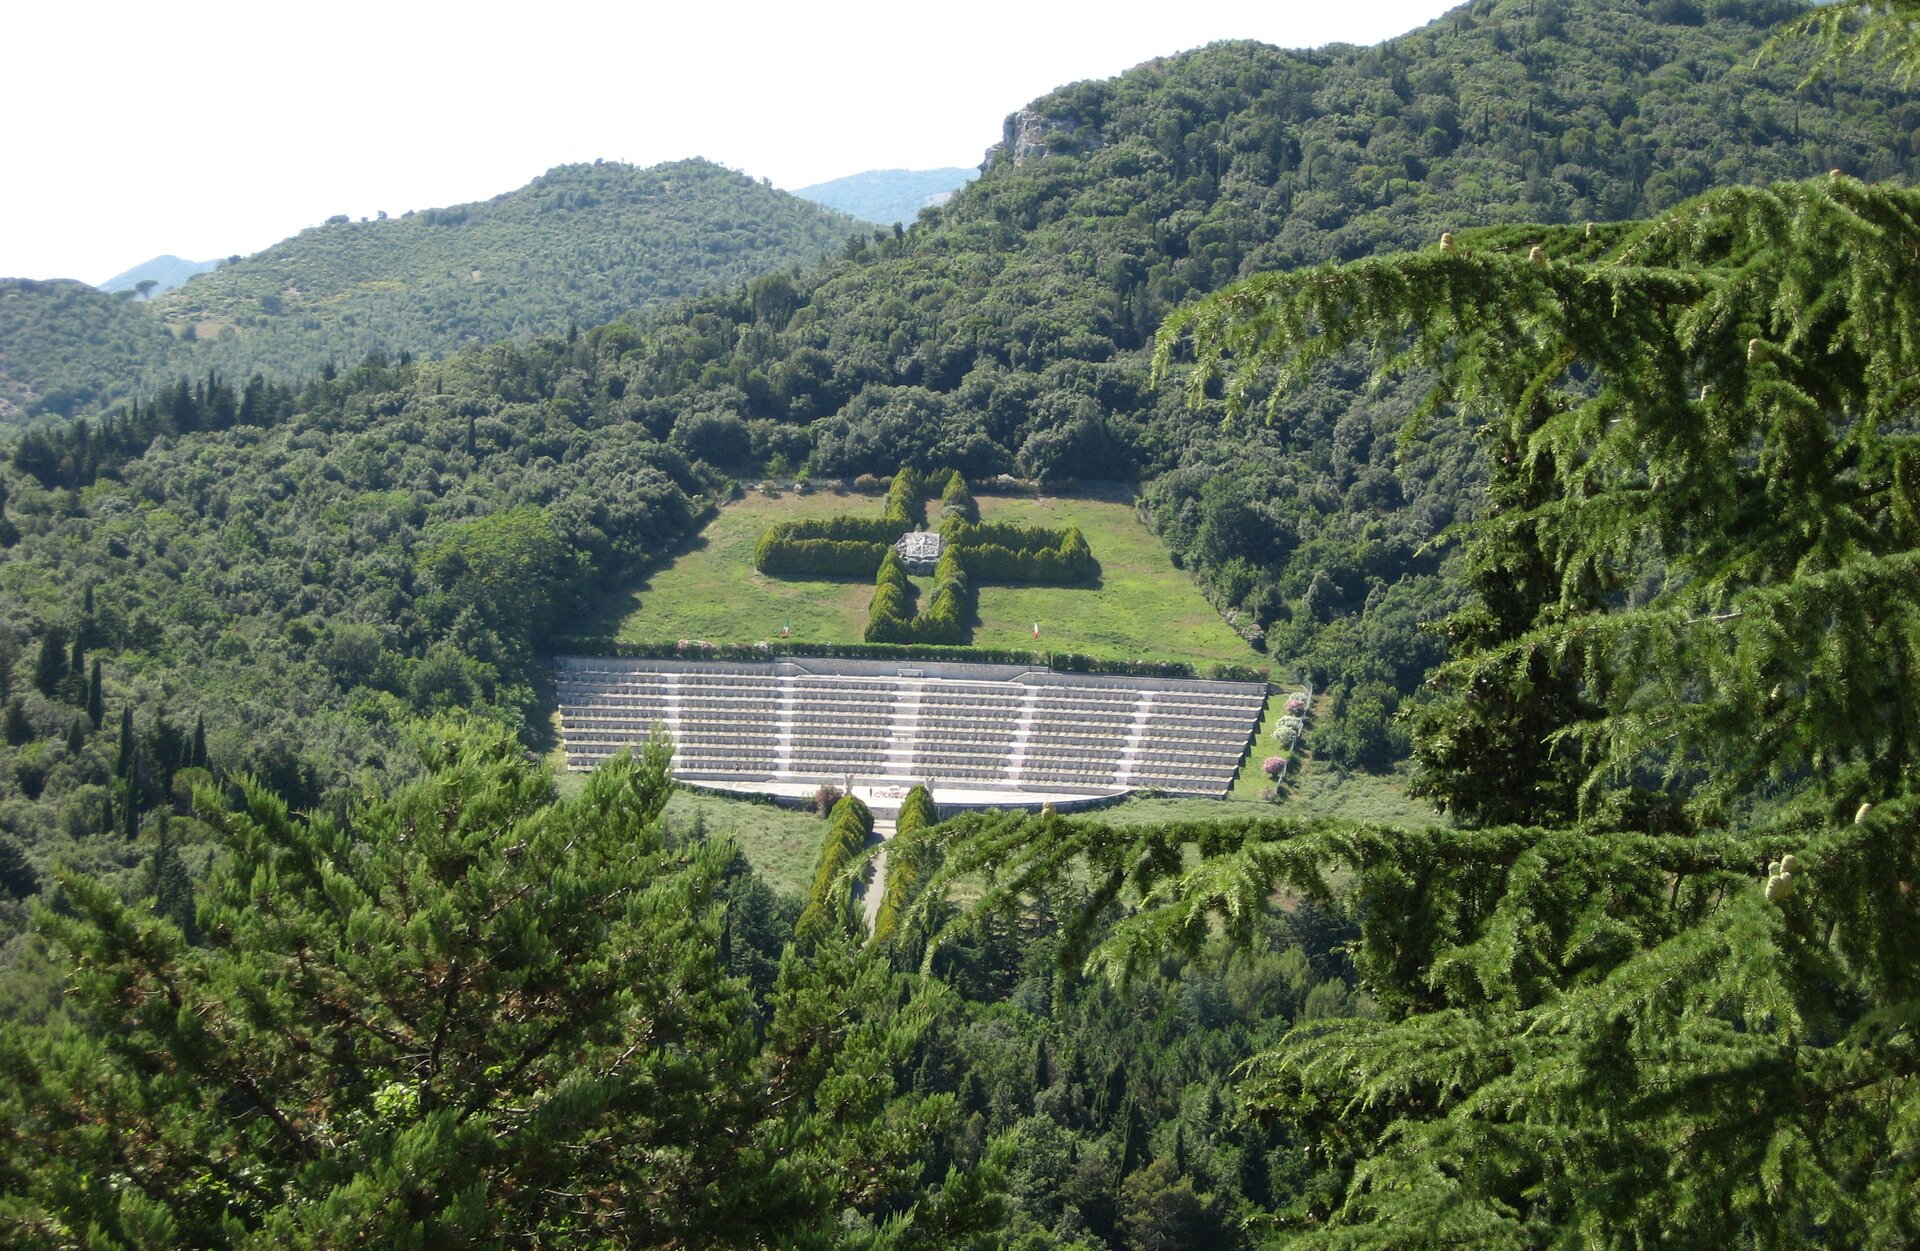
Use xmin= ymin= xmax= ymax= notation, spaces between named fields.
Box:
xmin=859 ymin=817 xmax=898 ymax=935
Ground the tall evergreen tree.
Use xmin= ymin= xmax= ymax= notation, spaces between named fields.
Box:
xmin=0 ymin=833 xmax=37 ymax=901
xmin=120 ymin=751 xmax=140 ymax=842
xmin=143 ymin=821 xmax=197 ymax=942
xmin=3 ymin=698 xmax=29 ymax=748
xmin=84 ymin=658 xmax=102 ymax=730
xmin=1032 ymin=169 xmax=1920 ymax=1244
xmin=30 ymin=629 xmax=64 ymax=699
xmin=114 ymin=704 xmax=132 ymax=779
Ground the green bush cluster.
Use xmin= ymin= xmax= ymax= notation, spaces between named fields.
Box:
xmin=797 ymin=793 xmax=873 ymax=937
xmin=870 ymin=784 xmax=937 ymax=945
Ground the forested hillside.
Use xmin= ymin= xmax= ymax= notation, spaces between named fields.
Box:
xmin=0 ymin=280 xmax=181 ymax=422
xmin=1 ymin=0 xmax=1912 ymax=952
xmin=515 ymin=0 xmax=1920 ymax=765
xmin=0 ymin=159 xmax=859 ymax=424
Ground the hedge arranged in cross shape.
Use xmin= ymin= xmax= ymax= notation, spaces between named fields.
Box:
xmin=754 ymin=465 xmax=1091 ymax=644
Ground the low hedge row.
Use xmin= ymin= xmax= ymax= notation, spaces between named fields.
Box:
xmin=754 ymin=533 xmax=890 ymax=577
xmin=562 ymin=637 xmax=1268 ymax=682
xmin=951 ymin=534 xmax=1091 ymax=583
xmin=938 ymin=473 xmax=980 ymax=524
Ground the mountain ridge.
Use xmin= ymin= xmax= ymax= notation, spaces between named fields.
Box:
xmin=0 ymin=158 xmax=861 ymax=424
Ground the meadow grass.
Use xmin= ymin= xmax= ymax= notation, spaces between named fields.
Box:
xmin=1082 ymin=765 xmax=1439 ymax=830
xmin=578 ymin=487 xmax=880 ymax=645
xmin=663 ymin=788 xmax=825 ymax=896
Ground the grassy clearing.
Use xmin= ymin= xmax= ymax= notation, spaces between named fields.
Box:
xmin=1287 ymin=764 xmax=1442 ymax=827
xmin=1072 ymin=795 xmax=1272 ymax=826
xmin=587 ymin=482 xmax=1260 ymax=670
xmin=1082 ymin=765 xmax=1440 ymax=830
xmin=579 ymin=487 xmax=880 ymax=645
xmin=963 ymin=488 xmax=1257 ymax=666
xmin=664 ymin=789 xmax=825 ymax=897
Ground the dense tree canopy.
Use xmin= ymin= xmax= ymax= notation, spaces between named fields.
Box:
xmin=994 ymin=110 xmax=1920 ymax=1251
xmin=0 ymin=725 xmax=1006 ymax=1247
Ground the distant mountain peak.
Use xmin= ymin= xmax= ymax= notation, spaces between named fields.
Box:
xmin=94 ymin=255 xmax=217 ymax=298
xmin=794 ymin=168 xmax=978 ymax=226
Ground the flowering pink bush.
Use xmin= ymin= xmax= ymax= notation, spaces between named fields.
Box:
xmin=1263 ymin=755 xmax=1287 ymax=778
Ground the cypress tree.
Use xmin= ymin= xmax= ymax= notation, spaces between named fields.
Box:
xmin=64 ymin=716 xmax=85 ymax=755
xmin=67 ymin=631 xmax=83 ymax=677
xmin=121 ymin=753 xmax=140 ymax=842
xmin=85 ymin=659 xmax=103 ymax=730
xmin=78 ymin=584 xmax=100 ymax=648
xmin=115 ymin=705 xmax=133 ymax=779
xmin=144 ymin=822 xmax=198 ymax=942
xmin=0 ymin=833 xmax=38 ymax=901
xmin=191 ymin=713 xmax=207 ymax=770
xmin=32 ymin=629 xmax=65 ymax=698
xmin=150 ymin=713 xmax=179 ymax=784
xmin=3 ymin=698 xmax=29 ymax=747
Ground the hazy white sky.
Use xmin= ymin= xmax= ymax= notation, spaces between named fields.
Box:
xmin=3 ymin=0 xmax=1458 ymax=285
